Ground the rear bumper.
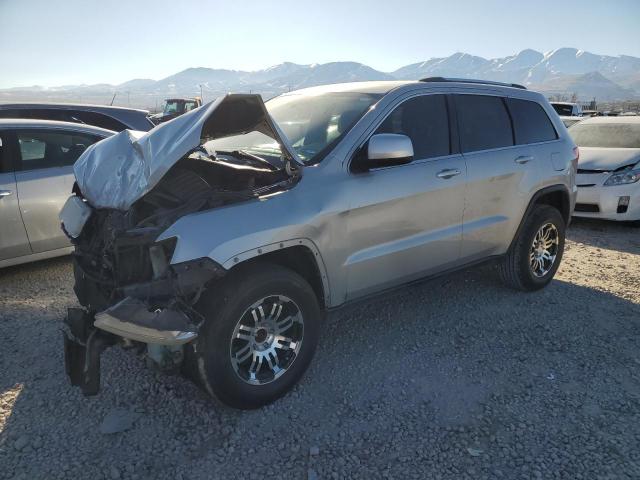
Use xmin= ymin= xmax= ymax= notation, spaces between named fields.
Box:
xmin=573 ymin=174 xmax=640 ymax=221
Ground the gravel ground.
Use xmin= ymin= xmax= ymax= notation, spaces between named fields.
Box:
xmin=1 ymin=218 xmax=639 ymax=480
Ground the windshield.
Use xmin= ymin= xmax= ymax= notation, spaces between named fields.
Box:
xmin=163 ymin=101 xmax=180 ymax=114
xmin=569 ymin=123 xmax=640 ymax=148
xmin=551 ymin=104 xmax=575 ymax=116
xmin=208 ymin=92 xmax=381 ymax=165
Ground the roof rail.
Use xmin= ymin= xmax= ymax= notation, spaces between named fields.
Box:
xmin=419 ymin=77 xmax=527 ymax=90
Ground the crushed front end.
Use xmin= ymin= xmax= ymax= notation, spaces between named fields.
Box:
xmin=60 ymin=93 xmax=301 ymax=395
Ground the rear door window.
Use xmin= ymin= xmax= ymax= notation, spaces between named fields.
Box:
xmin=454 ymin=95 xmax=513 ymax=153
xmin=375 ymin=94 xmax=450 ymax=160
xmin=507 ymin=98 xmax=557 ymax=144
xmin=16 ymin=130 xmax=102 ymax=171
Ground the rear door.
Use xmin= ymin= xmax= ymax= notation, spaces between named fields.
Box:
xmin=0 ymin=130 xmax=32 ymax=260
xmin=454 ymin=94 xmax=539 ymax=259
xmin=14 ymin=128 xmax=104 ymax=253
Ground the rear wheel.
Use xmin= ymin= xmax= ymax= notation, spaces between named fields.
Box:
xmin=195 ymin=263 xmax=321 ymax=409
xmin=499 ymin=205 xmax=566 ymax=291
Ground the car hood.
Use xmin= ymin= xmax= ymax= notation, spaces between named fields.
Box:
xmin=578 ymin=147 xmax=640 ymax=171
xmin=73 ymin=93 xmax=300 ymax=210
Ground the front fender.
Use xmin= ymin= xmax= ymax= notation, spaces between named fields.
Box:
xmin=155 ymin=191 xmax=331 ymax=304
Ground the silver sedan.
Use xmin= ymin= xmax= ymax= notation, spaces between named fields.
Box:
xmin=0 ymin=119 xmax=114 ymax=267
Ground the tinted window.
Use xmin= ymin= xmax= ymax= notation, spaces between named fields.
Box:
xmin=507 ymin=98 xmax=557 ymax=144
xmin=71 ymin=111 xmax=126 ymax=131
xmin=375 ymin=95 xmax=450 ymax=160
xmin=0 ymin=109 xmax=26 ymax=119
xmin=0 ymin=109 xmax=68 ymax=122
xmin=551 ymin=104 xmax=575 ymax=116
xmin=16 ymin=130 xmax=102 ymax=171
xmin=455 ymin=95 xmax=513 ymax=153
xmin=0 ymin=132 xmax=6 ymax=173
xmin=0 ymin=109 xmax=126 ymax=131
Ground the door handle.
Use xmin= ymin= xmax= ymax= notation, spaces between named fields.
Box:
xmin=436 ymin=168 xmax=461 ymax=179
xmin=515 ymin=155 xmax=534 ymax=164
xmin=0 ymin=190 xmax=12 ymax=198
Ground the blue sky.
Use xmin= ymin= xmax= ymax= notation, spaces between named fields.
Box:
xmin=1 ymin=0 xmax=639 ymax=88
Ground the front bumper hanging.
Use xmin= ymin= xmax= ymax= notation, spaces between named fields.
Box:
xmin=63 ymin=308 xmax=116 ymax=396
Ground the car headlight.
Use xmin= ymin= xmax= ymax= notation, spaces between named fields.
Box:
xmin=604 ymin=166 xmax=640 ymax=186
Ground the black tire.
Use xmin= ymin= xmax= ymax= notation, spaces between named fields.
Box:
xmin=194 ymin=263 xmax=321 ymax=409
xmin=499 ymin=205 xmax=566 ymax=291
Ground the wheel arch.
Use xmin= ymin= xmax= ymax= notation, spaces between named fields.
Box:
xmin=509 ymin=185 xmax=571 ymax=251
xmin=222 ymin=239 xmax=330 ymax=309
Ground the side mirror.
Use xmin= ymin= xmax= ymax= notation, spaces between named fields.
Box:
xmin=364 ymin=133 xmax=413 ymax=170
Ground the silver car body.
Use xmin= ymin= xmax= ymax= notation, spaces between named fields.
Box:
xmin=64 ymin=80 xmax=576 ymax=308
xmin=0 ymin=119 xmax=113 ymax=267
xmin=573 ymin=116 xmax=640 ymax=221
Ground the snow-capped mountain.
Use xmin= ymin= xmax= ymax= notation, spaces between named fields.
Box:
xmin=1 ymin=48 xmax=638 ymax=108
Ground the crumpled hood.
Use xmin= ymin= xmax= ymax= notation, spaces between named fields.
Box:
xmin=578 ymin=147 xmax=640 ymax=171
xmin=73 ymin=93 xmax=299 ymax=210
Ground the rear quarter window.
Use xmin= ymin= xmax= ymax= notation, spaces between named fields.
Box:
xmin=507 ymin=98 xmax=558 ymax=144
xmin=454 ymin=95 xmax=513 ymax=153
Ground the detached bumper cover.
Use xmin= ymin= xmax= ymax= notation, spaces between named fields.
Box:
xmin=94 ymin=297 xmax=197 ymax=346
xmin=63 ymin=308 xmax=116 ymax=396
xmin=64 ymin=257 xmax=223 ymax=395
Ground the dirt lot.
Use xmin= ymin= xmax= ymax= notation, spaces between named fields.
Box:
xmin=1 ymin=218 xmax=639 ymax=480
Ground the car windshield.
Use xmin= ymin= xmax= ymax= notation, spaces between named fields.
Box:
xmin=569 ymin=123 xmax=640 ymax=148
xmin=207 ymin=92 xmax=382 ymax=165
xmin=551 ymin=104 xmax=575 ymax=116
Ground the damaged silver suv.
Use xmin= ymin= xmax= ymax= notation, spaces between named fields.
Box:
xmin=61 ymin=79 xmax=577 ymax=409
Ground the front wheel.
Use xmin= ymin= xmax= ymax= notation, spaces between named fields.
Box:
xmin=499 ymin=205 xmax=566 ymax=291
xmin=195 ymin=263 xmax=321 ymax=409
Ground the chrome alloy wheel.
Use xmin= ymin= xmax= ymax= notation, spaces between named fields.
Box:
xmin=529 ymin=222 xmax=559 ymax=278
xmin=229 ymin=295 xmax=304 ymax=385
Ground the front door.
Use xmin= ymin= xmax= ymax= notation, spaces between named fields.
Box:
xmin=345 ymin=94 xmax=467 ymax=300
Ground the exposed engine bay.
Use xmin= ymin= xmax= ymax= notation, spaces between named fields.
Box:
xmin=61 ymin=94 xmax=301 ymax=395
xmin=71 ymin=148 xmax=293 ymax=313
